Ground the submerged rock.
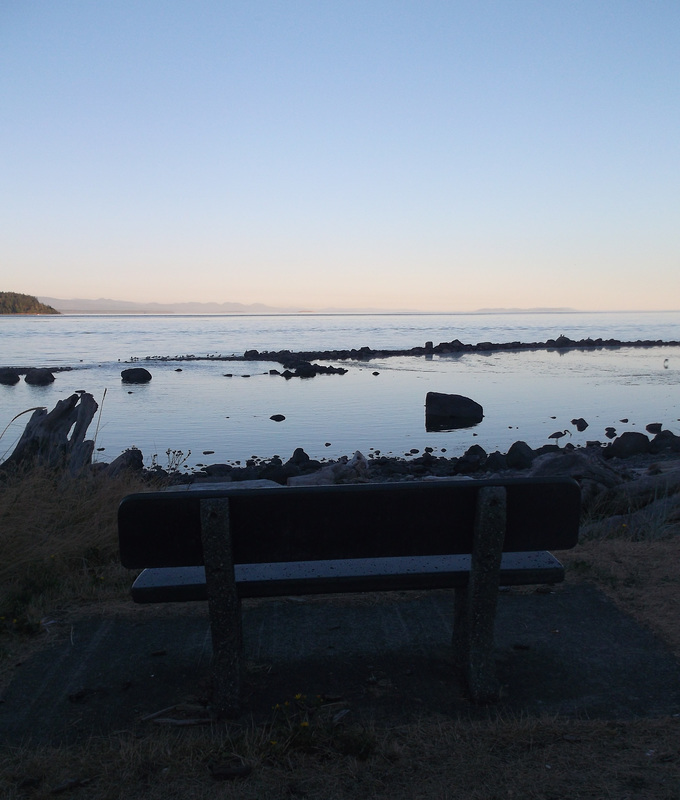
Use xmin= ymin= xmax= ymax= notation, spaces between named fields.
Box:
xmin=24 ymin=368 xmax=55 ymax=385
xmin=425 ymin=392 xmax=484 ymax=431
xmin=121 ymin=367 xmax=152 ymax=383
xmin=0 ymin=367 xmax=20 ymax=385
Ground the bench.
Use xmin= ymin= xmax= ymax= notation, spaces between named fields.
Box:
xmin=118 ymin=476 xmax=580 ymax=715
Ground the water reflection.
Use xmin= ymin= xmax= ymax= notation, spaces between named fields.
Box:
xmin=1 ymin=346 xmax=678 ymax=469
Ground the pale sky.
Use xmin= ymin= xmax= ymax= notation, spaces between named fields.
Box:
xmin=1 ymin=1 xmax=679 ymax=312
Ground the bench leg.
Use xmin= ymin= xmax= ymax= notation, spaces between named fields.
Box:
xmin=200 ymin=498 xmax=242 ymax=718
xmin=452 ymin=486 xmax=506 ymax=703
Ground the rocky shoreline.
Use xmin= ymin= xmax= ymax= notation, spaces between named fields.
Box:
xmin=179 ymin=430 xmax=679 ymax=491
xmin=2 ymin=389 xmax=679 ymax=540
xmin=3 ymin=334 xmax=678 ymax=384
xmin=130 ymin=333 xmax=680 ymax=371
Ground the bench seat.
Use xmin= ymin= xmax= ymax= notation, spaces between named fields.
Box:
xmin=131 ymin=551 xmax=566 ymax=603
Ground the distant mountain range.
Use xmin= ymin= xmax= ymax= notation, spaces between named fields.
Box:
xmin=38 ymin=296 xmax=297 ymax=314
xmin=476 ymin=307 xmax=577 ymax=313
xmin=38 ymin=296 xmax=419 ymax=314
xmin=37 ymin=296 xmax=579 ymax=315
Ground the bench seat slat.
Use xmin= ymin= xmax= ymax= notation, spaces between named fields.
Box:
xmin=130 ymin=551 xmax=565 ymax=603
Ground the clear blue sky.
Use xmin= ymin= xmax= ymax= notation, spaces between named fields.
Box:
xmin=2 ymin=1 xmax=679 ymax=311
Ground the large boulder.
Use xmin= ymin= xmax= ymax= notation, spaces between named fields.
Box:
xmin=104 ymin=447 xmax=144 ymax=477
xmin=24 ymin=368 xmax=55 ymax=385
xmin=425 ymin=392 xmax=483 ymax=431
xmin=506 ymin=440 xmax=535 ymax=470
xmin=287 ymin=451 xmax=369 ymax=486
xmin=530 ymin=449 xmax=624 ymax=506
xmin=0 ymin=367 xmax=21 ymax=385
xmin=604 ymin=431 xmax=651 ymax=459
xmin=650 ymin=430 xmax=680 ymax=454
xmin=121 ymin=367 xmax=152 ymax=384
xmin=530 ymin=450 xmax=623 ymax=488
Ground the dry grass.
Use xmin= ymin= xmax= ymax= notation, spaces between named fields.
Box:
xmin=2 ymin=466 xmax=680 ymax=798
xmin=0 ymin=467 xmax=150 ymax=635
xmin=1 ymin=714 xmax=679 ymax=798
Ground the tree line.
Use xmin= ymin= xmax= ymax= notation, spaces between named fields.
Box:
xmin=0 ymin=292 xmax=59 ymax=314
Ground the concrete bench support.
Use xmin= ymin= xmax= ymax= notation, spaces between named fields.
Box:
xmin=200 ymin=498 xmax=241 ymax=718
xmin=452 ymin=486 xmax=506 ymax=703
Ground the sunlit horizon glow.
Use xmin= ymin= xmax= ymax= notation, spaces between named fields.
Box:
xmin=2 ymin=1 xmax=679 ymax=313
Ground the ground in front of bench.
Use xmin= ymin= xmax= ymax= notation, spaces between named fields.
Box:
xmin=2 ymin=584 xmax=680 ymax=746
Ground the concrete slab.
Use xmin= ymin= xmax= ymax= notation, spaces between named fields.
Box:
xmin=2 ymin=583 xmax=680 ymax=745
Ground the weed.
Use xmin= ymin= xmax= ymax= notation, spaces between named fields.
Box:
xmin=149 ymin=448 xmax=192 ymax=473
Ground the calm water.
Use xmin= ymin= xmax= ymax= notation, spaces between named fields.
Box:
xmin=1 ymin=311 xmax=679 ymax=469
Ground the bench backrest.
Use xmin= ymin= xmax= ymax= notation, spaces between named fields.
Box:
xmin=118 ymin=477 xmax=580 ymax=569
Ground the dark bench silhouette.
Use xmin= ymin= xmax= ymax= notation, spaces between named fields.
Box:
xmin=118 ymin=477 xmax=580 ymax=715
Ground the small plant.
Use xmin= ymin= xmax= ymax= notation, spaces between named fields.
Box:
xmin=147 ymin=448 xmax=192 ymax=474
xmin=166 ymin=448 xmax=191 ymax=472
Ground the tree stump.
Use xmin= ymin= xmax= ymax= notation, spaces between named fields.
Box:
xmin=1 ymin=392 xmax=99 ymax=474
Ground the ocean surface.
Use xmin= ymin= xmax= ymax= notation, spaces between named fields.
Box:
xmin=1 ymin=311 xmax=679 ymax=470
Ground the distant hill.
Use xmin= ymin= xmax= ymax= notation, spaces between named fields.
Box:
xmin=38 ymin=296 xmax=417 ymax=314
xmin=38 ymin=296 xmax=305 ymax=314
xmin=0 ymin=292 xmax=59 ymax=315
xmin=475 ymin=307 xmax=577 ymax=313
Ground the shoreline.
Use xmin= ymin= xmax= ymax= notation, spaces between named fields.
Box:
xmin=3 ymin=335 xmax=680 ymax=375
xmin=130 ymin=334 xmax=680 ymax=366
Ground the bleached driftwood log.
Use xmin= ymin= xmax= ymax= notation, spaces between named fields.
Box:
xmin=1 ymin=392 xmax=98 ymax=474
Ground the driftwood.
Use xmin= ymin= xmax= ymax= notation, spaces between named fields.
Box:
xmin=1 ymin=392 xmax=98 ymax=474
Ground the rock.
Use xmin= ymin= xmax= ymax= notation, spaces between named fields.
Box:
xmin=294 ymin=362 xmax=316 ymax=378
xmin=270 ymin=414 xmax=286 ymax=422
xmin=506 ymin=441 xmax=535 ymax=470
xmin=288 ymin=451 xmax=369 ymax=486
xmin=646 ymin=423 xmax=663 ymax=435
xmin=24 ymin=368 xmax=55 ymax=385
xmin=586 ymin=467 xmax=680 ymax=520
xmin=104 ymin=447 xmax=144 ymax=476
xmin=203 ymin=463 xmax=233 ymax=477
xmin=425 ymin=392 xmax=484 ymax=431
xmin=484 ymin=451 xmax=508 ymax=472
xmin=650 ymin=430 xmax=680 ymax=454
xmin=0 ymin=367 xmax=21 ymax=385
xmin=530 ymin=450 xmax=623 ymax=488
xmin=456 ymin=444 xmax=487 ymax=473
xmin=571 ymin=417 xmax=589 ymax=432
xmin=287 ymin=447 xmax=311 ymax=466
xmin=604 ymin=431 xmax=651 ymax=459
xmin=605 ymin=427 xmax=617 ymax=439
xmin=121 ymin=367 xmax=152 ymax=383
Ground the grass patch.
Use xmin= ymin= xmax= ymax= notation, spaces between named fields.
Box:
xmin=1 ymin=715 xmax=679 ymax=798
xmin=0 ymin=467 xmax=151 ymax=638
